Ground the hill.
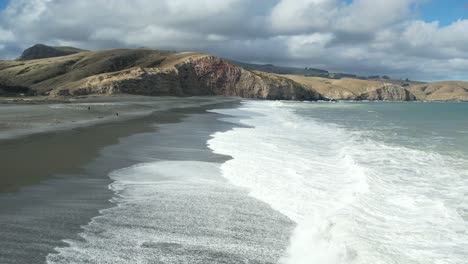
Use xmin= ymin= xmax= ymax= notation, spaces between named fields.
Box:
xmin=229 ymin=60 xmax=329 ymax=76
xmin=1 ymin=44 xmax=467 ymax=101
xmin=228 ymin=61 xmax=381 ymax=80
xmin=17 ymin=44 xmax=87 ymax=60
xmin=0 ymin=46 xmax=322 ymax=100
xmin=409 ymin=81 xmax=468 ymax=101
xmin=283 ymin=75 xmax=416 ymax=101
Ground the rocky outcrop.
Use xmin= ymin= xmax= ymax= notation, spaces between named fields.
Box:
xmin=284 ymin=75 xmax=416 ymax=101
xmin=177 ymin=56 xmax=322 ymax=100
xmin=357 ymin=84 xmax=416 ymax=101
xmin=51 ymin=55 xmax=323 ymax=100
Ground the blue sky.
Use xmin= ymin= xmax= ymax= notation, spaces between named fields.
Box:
xmin=0 ymin=0 xmax=466 ymax=23
xmin=0 ymin=0 xmax=8 ymax=10
xmin=339 ymin=0 xmax=467 ymax=25
xmin=419 ymin=0 xmax=468 ymax=26
xmin=0 ymin=0 xmax=466 ymax=26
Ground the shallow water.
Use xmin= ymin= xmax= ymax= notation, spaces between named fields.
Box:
xmin=208 ymin=101 xmax=468 ymax=264
xmin=45 ymin=110 xmax=293 ymax=264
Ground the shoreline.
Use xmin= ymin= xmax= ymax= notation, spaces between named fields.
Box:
xmin=0 ymin=95 xmax=240 ymax=141
xmin=0 ymin=96 xmax=240 ymax=192
xmin=0 ymin=98 xmax=294 ymax=263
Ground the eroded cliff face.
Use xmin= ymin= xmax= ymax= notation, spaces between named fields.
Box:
xmin=282 ymin=75 xmax=416 ymax=101
xmin=357 ymin=84 xmax=416 ymax=101
xmin=52 ymin=55 xmax=323 ymax=100
xmin=5 ymin=47 xmax=464 ymax=101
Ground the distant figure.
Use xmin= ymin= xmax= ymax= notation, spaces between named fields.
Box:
xmin=88 ymin=106 xmax=90 ymax=110
xmin=116 ymin=113 xmax=119 ymax=117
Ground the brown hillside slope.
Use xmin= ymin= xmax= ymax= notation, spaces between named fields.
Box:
xmin=409 ymin=81 xmax=468 ymax=101
xmin=1 ymin=45 xmax=467 ymax=101
xmin=0 ymin=48 xmax=322 ymax=100
xmin=18 ymin=44 xmax=86 ymax=60
xmin=283 ymin=75 xmax=416 ymax=101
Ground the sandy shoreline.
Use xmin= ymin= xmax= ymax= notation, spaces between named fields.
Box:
xmin=0 ymin=95 xmax=240 ymax=141
xmin=0 ymin=96 xmax=240 ymax=192
xmin=0 ymin=97 xmax=294 ymax=264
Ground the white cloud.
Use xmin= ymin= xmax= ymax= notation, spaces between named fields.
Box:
xmin=269 ymin=0 xmax=339 ymax=34
xmin=0 ymin=27 xmax=15 ymax=42
xmin=287 ymin=33 xmax=335 ymax=57
xmin=0 ymin=0 xmax=467 ymax=80
xmin=336 ymin=0 xmax=420 ymax=33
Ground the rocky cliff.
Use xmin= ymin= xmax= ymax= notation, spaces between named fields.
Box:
xmin=52 ymin=55 xmax=322 ymax=100
xmin=284 ymin=75 xmax=416 ymax=101
xmin=1 ymin=45 xmax=467 ymax=101
xmin=0 ymin=48 xmax=323 ymax=100
xmin=357 ymin=84 xmax=416 ymax=101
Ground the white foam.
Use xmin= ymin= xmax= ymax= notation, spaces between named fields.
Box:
xmin=208 ymin=100 xmax=468 ymax=264
xmin=46 ymin=161 xmax=222 ymax=263
xmin=47 ymin=160 xmax=290 ymax=263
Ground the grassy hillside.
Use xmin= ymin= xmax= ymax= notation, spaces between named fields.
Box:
xmin=1 ymin=48 xmax=199 ymax=94
xmin=1 ymin=44 xmax=467 ymax=101
xmin=280 ymin=75 xmax=468 ymax=101
xmin=0 ymin=47 xmax=323 ymax=100
xmin=17 ymin=44 xmax=88 ymax=60
xmin=229 ymin=60 xmax=329 ymax=76
xmin=284 ymin=75 xmax=392 ymax=99
xmin=410 ymin=81 xmax=468 ymax=101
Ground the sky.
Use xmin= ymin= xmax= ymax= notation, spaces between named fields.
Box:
xmin=0 ymin=0 xmax=467 ymax=81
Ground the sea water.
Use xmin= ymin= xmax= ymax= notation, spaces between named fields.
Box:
xmin=46 ymin=110 xmax=292 ymax=264
xmin=208 ymin=101 xmax=468 ymax=264
xmin=45 ymin=100 xmax=468 ymax=264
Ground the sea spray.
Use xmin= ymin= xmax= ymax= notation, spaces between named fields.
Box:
xmin=278 ymin=214 xmax=356 ymax=264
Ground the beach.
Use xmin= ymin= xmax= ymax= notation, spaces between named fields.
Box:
xmin=0 ymin=96 xmax=294 ymax=263
xmin=0 ymin=96 xmax=237 ymax=192
xmin=2 ymin=97 xmax=467 ymax=264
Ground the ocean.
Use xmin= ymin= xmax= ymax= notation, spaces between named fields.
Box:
xmin=208 ymin=100 xmax=468 ymax=264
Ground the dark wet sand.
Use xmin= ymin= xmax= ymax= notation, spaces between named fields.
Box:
xmin=0 ymin=97 xmax=294 ymax=264
xmin=0 ymin=97 xmax=238 ymax=192
xmin=0 ymin=95 xmax=238 ymax=140
xmin=0 ymin=99 xmax=241 ymax=263
xmin=0 ymin=117 xmax=152 ymax=192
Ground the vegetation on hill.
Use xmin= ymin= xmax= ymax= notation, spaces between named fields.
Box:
xmin=0 ymin=44 xmax=466 ymax=101
xmin=229 ymin=60 xmax=329 ymax=76
xmin=283 ymin=75 xmax=416 ymax=101
xmin=18 ymin=44 xmax=87 ymax=60
xmin=0 ymin=46 xmax=322 ymax=100
xmin=409 ymin=82 xmax=468 ymax=101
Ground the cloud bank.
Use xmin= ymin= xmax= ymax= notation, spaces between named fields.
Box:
xmin=0 ymin=0 xmax=467 ymax=81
